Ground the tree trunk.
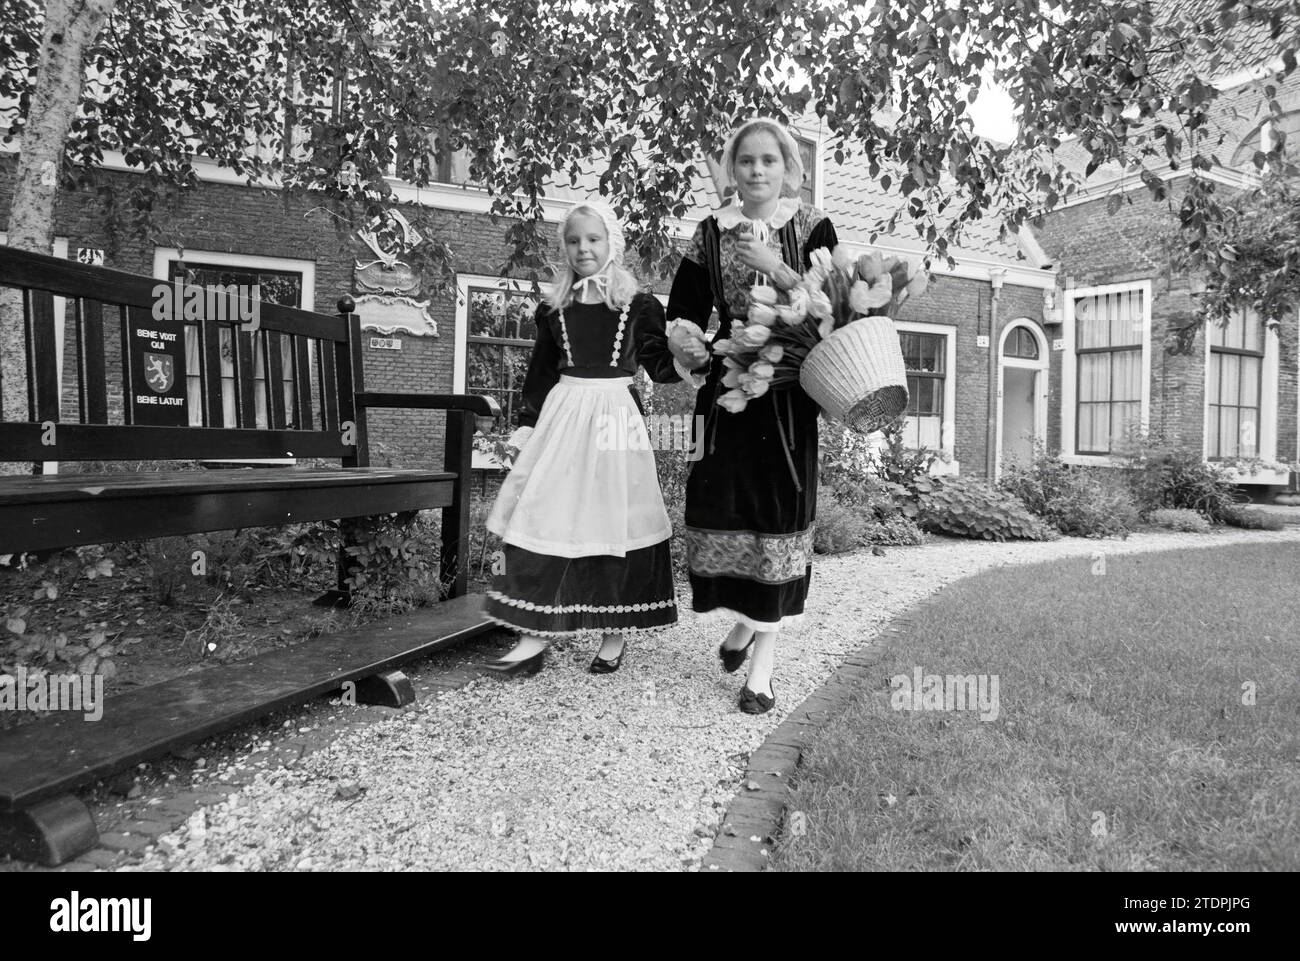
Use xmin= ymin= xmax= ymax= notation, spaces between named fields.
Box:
xmin=1 ymin=0 xmax=117 ymax=466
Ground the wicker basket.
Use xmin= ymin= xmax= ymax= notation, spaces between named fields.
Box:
xmin=799 ymin=316 xmax=909 ymax=434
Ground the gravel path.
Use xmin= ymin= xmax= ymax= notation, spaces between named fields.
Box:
xmin=127 ymin=527 xmax=1300 ymax=872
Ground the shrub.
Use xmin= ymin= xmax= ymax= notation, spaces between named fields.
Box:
xmin=1220 ymin=504 xmax=1287 ymax=531
xmin=873 ymin=417 xmax=938 ymax=488
xmin=860 ymin=513 xmax=926 ymax=546
xmin=890 ymin=475 xmax=1058 ymax=541
xmin=1148 ymin=508 xmax=1212 ymax=533
xmin=1000 ymin=449 xmax=1141 ymax=538
xmin=813 ymin=499 xmax=868 ymax=554
xmin=1115 ymin=432 xmax=1242 ymax=522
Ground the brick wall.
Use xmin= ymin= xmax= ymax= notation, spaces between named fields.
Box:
xmin=1034 ymin=180 xmax=1299 ymax=477
xmin=3 ymin=157 xmax=1066 ymax=483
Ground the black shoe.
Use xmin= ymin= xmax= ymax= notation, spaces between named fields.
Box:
xmin=484 ymin=650 xmax=545 ymax=677
xmin=588 ymin=641 xmax=627 ymax=675
xmin=738 ymin=682 xmax=776 ymax=715
xmin=718 ymin=635 xmax=755 ymax=674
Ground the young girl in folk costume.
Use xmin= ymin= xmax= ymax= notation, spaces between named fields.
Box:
xmin=483 ymin=201 xmax=705 ymax=675
xmin=667 ymin=117 xmax=839 ymax=714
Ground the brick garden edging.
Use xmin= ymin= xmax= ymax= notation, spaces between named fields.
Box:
xmin=700 ymin=614 xmax=916 ymax=873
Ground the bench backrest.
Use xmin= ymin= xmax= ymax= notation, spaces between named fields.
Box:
xmin=0 ymin=245 xmax=363 ymax=463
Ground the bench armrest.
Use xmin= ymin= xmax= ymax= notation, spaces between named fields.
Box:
xmin=354 ymin=392 xmax=501 ymax=419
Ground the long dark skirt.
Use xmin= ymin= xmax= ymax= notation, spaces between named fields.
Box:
xmin=484 ymin=539 xmax=677 ymax=637
xmin=684 ymin=375 xmax=819 ymax=631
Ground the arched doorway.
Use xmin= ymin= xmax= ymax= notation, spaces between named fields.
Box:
xmin=996 ymin=320 xmax=1049 ymax=478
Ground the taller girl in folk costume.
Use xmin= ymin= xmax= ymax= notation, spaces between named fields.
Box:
xmin=668 ymin=118 xmax=838 ymax=713
xmin=484 ymin=201 xmax=705 ymax=675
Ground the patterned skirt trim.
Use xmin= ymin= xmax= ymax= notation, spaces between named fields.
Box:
xmin=684 ymin=526 xmax=815 ymax=584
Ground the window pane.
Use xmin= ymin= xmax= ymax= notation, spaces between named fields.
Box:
xmin=1208 ymin=352 xmax=1221 ymax=405
xmin=1241 ymin=312 xmax=1263 ymax=352
xmin=184 ymin=326 xmax=203 ymax=426
xmin=1239 ymin=407 xmax=1259 ymax=457
xmin=901 ymin=332 xmax=943 ymax=372
xmin=1113 ymin=401 xmax=1140 ymax=447
xmin=1240 ymin=354 xmax=1261 ymax=405
xmin=1219 ymin=407 xmax=1239 ymax=458
xmin=796 ymin=136 xmax=816 ymax=206
xmin=1111 ymin=290 xmax=1142 ymax=346
xmin=1008 ymin=327 xmax=1038 ymax=359
xmin=1223 ymin=310 xmax=1242 ymax=349
xmin=1221 ymin=353 xmax=1241 ymax=405
xmin=1078 ymin=404 xmax=1101 ymax=452
xmin=914 ymin=414 xmax=942 ymax=449
xmin=168 ymin=261 xmax=302 ymax=308
xmin=1113 ymin=350 xmax=1141 ymax=402
xmin=468 ymin=342 xmax=502 ymax=391
xmin=1079 ymin=354 xmax=1110 ymax=402
xmin=1076 ymin=297 xmax=1105 ymax=348
xmin=469 ymin=290 xmax=507 ymax=338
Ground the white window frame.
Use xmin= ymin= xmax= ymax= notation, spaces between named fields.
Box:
xmin=456 ymin=273 xmax=545 ymax=469
xmin=152 ymin=248 xmax=316 ymax=464
xmin=1060 ymin=280 xmax=1152 ymax=466
xmin=1203 ymin=308 xmax=1286 ymax=484
xmin=892 ymin=320 xmax=959 ymax=474
xmin=995 ymin=319 xmax=1050 ymax=480
xmin=788 ymin=120 xmax=825 ymax=210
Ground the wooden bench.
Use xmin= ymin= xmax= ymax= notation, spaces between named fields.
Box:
xmin=0 ymin=245 xmax=501 ymax=864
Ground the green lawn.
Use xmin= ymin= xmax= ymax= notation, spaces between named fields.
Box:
xmin=772 ymin=542 xmax=1300 ymax=871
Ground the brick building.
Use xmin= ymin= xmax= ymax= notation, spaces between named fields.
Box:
xmin=2 ymin=3 xmax=1297 ymax=494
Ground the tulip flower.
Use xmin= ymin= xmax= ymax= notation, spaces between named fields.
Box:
xmin=718 ymin=388 xmax=750 ymax=413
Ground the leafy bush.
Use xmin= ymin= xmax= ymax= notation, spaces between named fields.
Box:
xmin=813 ymin=499 xmax=868 ymax=554
xmin=338 ymin=511 xmax=442 ymax=604
xmin=813 ymin=498 xmax=925 ymax=553
xmin=1148 ymin=508 xmax=1212 ymax=533
xmin=1220 ymin=504 xmax=1287 ymax=531
xmin=861 ymin=513 xmax=926 ymax=546
xmin=873 ymin=417 xmax=939 ymax=488
xmin=1116 ymin=433 xmax=1242 ymax=522
xmin=1000 ymin=448 xmax=1141 ymax=538
xmin=890 ymin=475 xmax=1057 ymax=541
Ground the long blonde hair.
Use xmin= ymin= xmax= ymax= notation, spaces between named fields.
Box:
xmin=545 ymin=202 xmax=641 ymax=310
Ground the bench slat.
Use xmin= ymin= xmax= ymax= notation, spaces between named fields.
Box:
xmin=235 ymin=329 xmax=256 ymax=428
xmin=0 ymin=246 xmax=349 ymax=342
xmin=76 ymin=299 xmax=109 ymax=424
xmin=0 ymin=468 xmax=455 ymax=553
xmin=319 ymin=339 xmax=338 ymax=432
xmin=0 ymin=594 xmax=494 ymax=811
xmin=204 ymin=324 xmax=226 ymax=427
xmin=293 ymin=335 xmax=313 ymax=430
xmin=266 ymin=330 xmax=287 ymax=429
xmin=25 ymin=289 xmax=60 ymax=424
xmin=0 ymin=423 xmax=352 ymax=462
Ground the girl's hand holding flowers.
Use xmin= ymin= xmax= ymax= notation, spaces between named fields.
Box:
xmin=734 ymin=234 xmax=785 ymax=278
xmin=668 ymin=319 xmax=710 ymax=367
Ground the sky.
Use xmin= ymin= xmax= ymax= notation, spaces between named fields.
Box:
xmin=968 ymin=75 xmax=1018 ymax=145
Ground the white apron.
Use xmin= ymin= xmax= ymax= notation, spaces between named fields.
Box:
xmin=486 ymin=375 xmax=672 ymax=558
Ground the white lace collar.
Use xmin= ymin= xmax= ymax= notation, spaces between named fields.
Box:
xmin=714 ymin=196 xmax=800 ymax=230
